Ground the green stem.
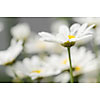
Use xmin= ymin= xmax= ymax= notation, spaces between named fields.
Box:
xmin=67 ymin=47 xmax=74 ymax=83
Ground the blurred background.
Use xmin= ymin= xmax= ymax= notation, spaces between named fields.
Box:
xmin=0 ymin=17 xmax=61 ymax=82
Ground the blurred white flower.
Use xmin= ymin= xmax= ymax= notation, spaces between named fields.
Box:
xmin=68 ymin=47 xmax=98 ymax=76
xmin=44 ymin=54 xmax=68 ymax=73
xmin=73 ymin=17 xmax=100 ymax=25
xmin=5 ymin=46 xmax=97 ymax=82
xmin=18 ymin=56 xmax=46 ymax=80
xmin=39 ymin=23 xmax=95 ymax=47
xmin=24 ymin=34 xmax=65 ymax=54
xmin=11 ymin=23 xmax=31 ymax=40
xmin=18 ymin=55 xmax=68 ymax=80
xmin=45 ymin=46 xmax=98 ymax=76
xmin=51 ymin=20 xmax=68 ymax=33
xmin=0 ymin=39 xmax=23 ymax=65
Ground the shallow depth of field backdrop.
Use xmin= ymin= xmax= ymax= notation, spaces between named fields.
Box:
xmin=0 ymin=17 xmax=55 ymax=82
xmin=0 ymin=17 xmax=99 ymax=83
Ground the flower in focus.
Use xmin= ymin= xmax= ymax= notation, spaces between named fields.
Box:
xmin=11 ymin=23 xmax=31 ymax=41
xmin=0 ymin=39 xmax=23 ymax=65
xmin=39 ymin=23 xmax=95 ymax=47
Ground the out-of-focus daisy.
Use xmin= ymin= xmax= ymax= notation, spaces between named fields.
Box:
xmin=73 ymin=17 xmax=100 ymax=26
xmin=18 ymin=56 xmax=46 ymax=80
xmin=18 ymin=55 xmax=68 ymax=80
xmin=39 ymin=23 xmax=95 ymax=47
xmin=45 ymin=47 xmax=97 ymax=76
xmin=0 ymin=39 xmax=23 ymax=65
xmin=44 ymin=54 xmax=68 ymax=72
xmin=11 ymin=23 xmax=31 ymax=41
xmin=51 ymin=20 xmax=68 ymax=33
xmin=67 ymin=47 xmax=98 ymax=76
xmin=24 ymin=35 xmax=65 ymax=54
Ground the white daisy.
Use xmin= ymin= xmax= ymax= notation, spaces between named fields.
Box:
xmin=0 ymin=39 xmax=23 ymax=65
xmin=18 ymin=55 xmax=68 ymax=80
xmin=18 ymin=56 xmax=46 ymax=80
xmin=11 ymin=23 xmax=31 ymax=40
xmin=45 ymin=46 xmax=97 ymax=75
xmin=67 ymin=47 xmax=98 ymax=76
xmin=44 ymin=46 xmax=98 ymax=76
xmin=39 ymin=23 xmax=95 ymax=47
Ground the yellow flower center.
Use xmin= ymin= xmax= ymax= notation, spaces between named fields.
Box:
xmin=31 ymin=70 xmax=41 ymax=73
xmin=62 ymin=59 xmax=67 ymax=64
xmin=75 ymin=66 xmax=80 ymax=71
xmin=68 ymin=35 xmax=75 ymax=39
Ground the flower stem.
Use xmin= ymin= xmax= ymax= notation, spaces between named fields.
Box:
xmin=67 ymin=47 xmax=74 ymax=83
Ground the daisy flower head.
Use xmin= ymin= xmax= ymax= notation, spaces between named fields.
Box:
xmin=11 ymin=23 xmax=31 ymax=41
xmin=18 ymin=56 xmax=45 ymax=80
xmin=0 ymin=39 xmax=23 ymax=65
xmin=66 ymin=47 xmax=98 ymax=76
xmin=18 ymin=55 xmax=68 ymax=80
xmin=39 ymin=23 xmax=95 ymax=47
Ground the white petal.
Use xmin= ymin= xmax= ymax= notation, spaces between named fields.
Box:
xmin=69 ymin=38 xmax=77 ymax=42
xmin=38 ymin=32 xmax=54 ymax=38
xmin=38 ymin=32 xmax=57 ymax=42
xmin=77 ymin=23 xmax=88 ymax=34
xmin=76 ymin=35 xmax=93 ymax=41
xmin=39 ymin=37 xmax=58 ymax=43
xmin=83 ymin=24 xmax=95 ymax=35
xmin=56 ymin=32 xmax=68 ymax=43
xmin=70 ymin=23 xmax=80 ymax=35
xmin=59 ymin=25 xmax=69 ymax=36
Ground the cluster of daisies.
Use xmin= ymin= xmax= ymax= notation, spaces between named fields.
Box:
xmin=1 ymin=18 xmax=100 ymax=83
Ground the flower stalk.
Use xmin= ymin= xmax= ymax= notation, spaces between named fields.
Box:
xmin=67 ymin=47 xmax=74 ymax=83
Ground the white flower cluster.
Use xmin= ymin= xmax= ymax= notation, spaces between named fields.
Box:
xmin=0 ymin=19 xmax=99 ymax=83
